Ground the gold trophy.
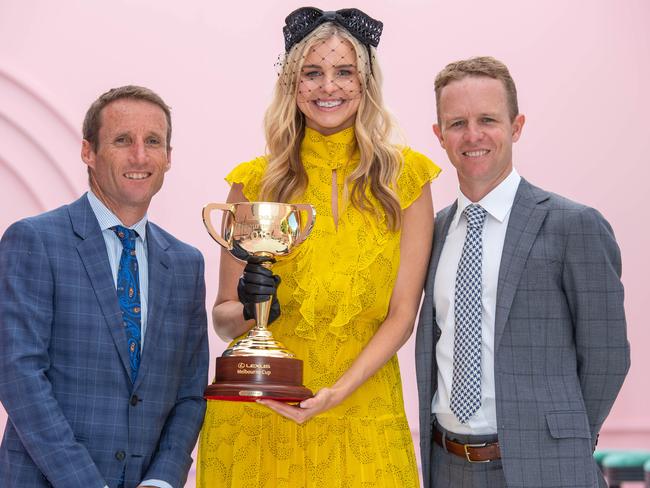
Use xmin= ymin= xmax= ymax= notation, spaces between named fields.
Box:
xmin=202 ymin=202 xmax=316 ymax=402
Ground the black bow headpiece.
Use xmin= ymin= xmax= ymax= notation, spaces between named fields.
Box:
xmin=283 ymin=7 xmax=383 ymax=53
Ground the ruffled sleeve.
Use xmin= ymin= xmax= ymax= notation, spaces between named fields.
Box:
xmin=225 ymin=156 xmax=267 ymax=202
xmin=397 ymin=148 xmax=441 ymax=209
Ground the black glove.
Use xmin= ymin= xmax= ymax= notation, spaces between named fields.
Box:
xmin=237 ymin=259 xmax=281 ymax=325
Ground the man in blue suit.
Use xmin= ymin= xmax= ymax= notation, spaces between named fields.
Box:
xmin=0 ymin=85 xmax=209 ymax=488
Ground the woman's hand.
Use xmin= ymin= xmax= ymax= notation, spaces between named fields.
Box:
xmin=257 ymin=387 xmax=341 ymax=424
xmin=237 ymin=259 xmax=281 ymax=324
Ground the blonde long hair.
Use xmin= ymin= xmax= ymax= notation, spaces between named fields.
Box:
xmin=259 ymin=23 xmax=403 ymax=230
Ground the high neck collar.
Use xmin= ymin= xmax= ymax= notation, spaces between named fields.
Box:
xmin=301 ymin=126 xmax=358 ymax=170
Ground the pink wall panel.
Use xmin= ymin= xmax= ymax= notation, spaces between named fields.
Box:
xmin=1 ymin=1 xmax=648 ymax=484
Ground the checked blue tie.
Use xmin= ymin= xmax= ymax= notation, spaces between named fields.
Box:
xmin=450 ymin=204 xmax=487 ymax=424
xmin=112 ymin=225 xmax=141 ymax=383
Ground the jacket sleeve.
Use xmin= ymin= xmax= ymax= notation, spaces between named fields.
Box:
xmin=0 ymin=220 xmax=106 ymax=487
xmin=561 ymin=206 xmax=630 ymax=448
xmin=140 ymin=251 xmax=209 ymax=487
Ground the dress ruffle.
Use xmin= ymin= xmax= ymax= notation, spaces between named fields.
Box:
xmin=224 ymin=156 xmax=266 ymax=201
xmin=397 ymin=147 xmax=442 ymax=209
xmin=224 ymin=133 xmax=440 ymax=342
xmin=289 ymin=211 xmax=389 ymax=341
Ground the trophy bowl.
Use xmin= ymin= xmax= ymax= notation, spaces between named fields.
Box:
xmin=202 ymin=202 xmax=316 ymax=402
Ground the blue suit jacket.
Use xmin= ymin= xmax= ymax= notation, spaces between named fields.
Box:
xmin=0 ymin=195 xmax=209 ymax=488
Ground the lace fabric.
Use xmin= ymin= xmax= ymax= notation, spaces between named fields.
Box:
xmin=198 ymin=127 xmax=440 ymax=487
xmin=225 ymin=127 xmax=440 ymax=341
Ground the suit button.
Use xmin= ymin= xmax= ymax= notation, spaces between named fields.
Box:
xmin=115 ymin=450 xmax=126 ymax=461
xmin=130 ymin=394 xmax=139 ymax=406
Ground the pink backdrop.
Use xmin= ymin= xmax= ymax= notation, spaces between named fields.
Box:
xmin=1 ymin=0 xmax=648 ymax=484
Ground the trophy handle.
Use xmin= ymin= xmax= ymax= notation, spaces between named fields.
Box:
xmin=292 ymin=204 xmax=316 ymax=246
xmin=202 ymin=203 xmax=234 ymax=249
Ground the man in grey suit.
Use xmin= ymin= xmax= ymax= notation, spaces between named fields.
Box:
xmin=415 ymin=57 xmax=629 ymax=487
xmin=0 ymin=86 xmax=209 ymax=487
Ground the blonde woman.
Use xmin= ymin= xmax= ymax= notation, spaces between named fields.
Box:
xmin=198 ymin=7 xmax=440 ymax=487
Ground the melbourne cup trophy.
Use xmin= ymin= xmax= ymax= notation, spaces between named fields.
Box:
xmin=202 ymin=202 xmax=316 ymax=402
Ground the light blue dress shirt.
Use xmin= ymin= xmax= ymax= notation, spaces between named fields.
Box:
xmin=87 ymin=191 xmax=172 ymax=488
xmin=87 ymin=191 xmax=150 ymax=348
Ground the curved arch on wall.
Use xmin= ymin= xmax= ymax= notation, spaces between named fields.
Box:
xmin=0 ymin=66 xmax=84 ymax=218
xmin=0 ymin=150 xmax=42 ymax=205
xmin=0 ymin=66 xmax=87 ymax=441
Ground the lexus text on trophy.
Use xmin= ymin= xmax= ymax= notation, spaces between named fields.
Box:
xmin=202 ymin=202 xmax=316 ymax=402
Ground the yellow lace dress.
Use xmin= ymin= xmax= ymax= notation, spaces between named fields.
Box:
xmin=198 ymin=127 xmax=440 ymax=487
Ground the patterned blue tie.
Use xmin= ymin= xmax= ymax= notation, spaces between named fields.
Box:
xmin=450 ymin=204 xmax=487 ymax=423
xmin=112 ymin=225 xmax=141 ymax=383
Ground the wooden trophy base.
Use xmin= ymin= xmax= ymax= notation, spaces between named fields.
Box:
xmin=204 ymin=356 xmax=313 ymax=403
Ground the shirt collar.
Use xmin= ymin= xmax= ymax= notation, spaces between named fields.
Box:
xmin=86 ymin=191 xmax=148 ymax=241
xmin=451 ymin=168 xmax=521 ymax=229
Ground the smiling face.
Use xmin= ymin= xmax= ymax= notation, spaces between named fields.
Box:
xmin=81 ymin=98 xmax=171 ymax=225
xmin=296 ymin=35 xmax=362 ymax=136
xmin=433 ymin=76 xmax=525 ymax=201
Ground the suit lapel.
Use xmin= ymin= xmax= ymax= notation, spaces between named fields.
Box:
xmin=135 ymin=223 xmax=172 ymax=388
xmin=422 ymin=203 xmax=457 ymax=397
xmin=69 ymin=195 xmax=132 ymax=377
xmin=427 ymin=202 xmax=457 ymax=296
xmin=494 ymin=179 xmax=550 ymax=351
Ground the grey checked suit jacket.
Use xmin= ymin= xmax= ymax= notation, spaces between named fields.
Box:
xmin=415 ymin=179 xmax=629 ymax=487
xmin=0 ymin=195 xmax=209 ymax=488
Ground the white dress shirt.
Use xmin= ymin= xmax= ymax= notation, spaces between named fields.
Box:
xmin=432 ymin=169 xmax=521 ymax=435
xmin=87 ymin=192 xmax=172 ymax=488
